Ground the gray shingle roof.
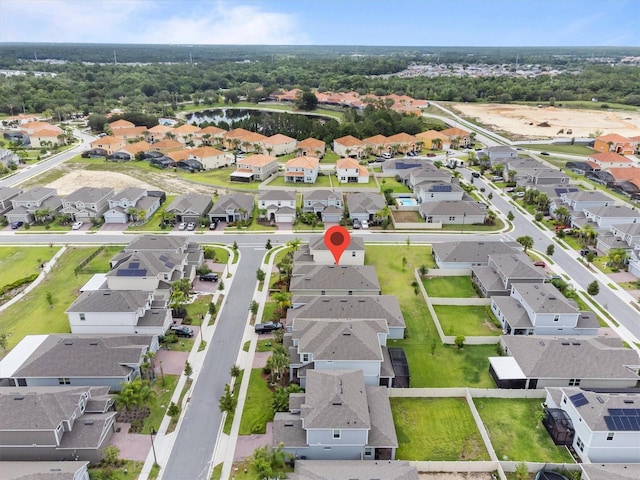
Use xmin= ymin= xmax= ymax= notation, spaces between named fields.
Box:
xmin=491 ymin=296 xmax=531 ymax=328
xmin=585 ymin=204 xmax=639 ymax=218
xmin=346 ymin=192 xmax=386 ymax=215
xmin=562 ymin=190 xmax=612 ymax=202
xmin=289 ymin=460 xmax=418 ymax=480
xmin=512 ymin=283 xmax=578 ymax=314
xmin=489 ymin=253 xmax=548 ymax=282
xmin=366 ymin=386 xmax=398 ymax=448
xmin=307 ymin=234 xmax=365 ymax=252
xmin=166 ymin=193 xmax=212 ymax=215
xmin=433 ymin=241 xmax=520 ymax=265
xmin=12 ymin=186 xmax=56 ymax=203
xmin=290 ymin=265 xmax=380 ymax=293
xmin=287 ymin=295 xmax=405 ymax=329
xmin=419 ymin=200 xmax=487 ymax=216
xmin=64 ymin=187 xmax=114 ymax=204
xmin=66 ymin=290 xmax=150 ymax=313
xmin=124 ymin=235 xmax=189 ymax=252
xmin=258 ymin=190 xmax=296 ymax=202
xmin=210 ymin=193 xmax=254 ymax=214
xmin=111 ymin=187 xmax=147 ymax=202
xmin=107 ymin=251 xmax=185 ymax=278
xmin=502 ymin=336 xmax=640 ymax=379
xmin=12 ymin=335 xmax=153 ymax=378
xmin=304 ymin=190 xmax=342 ymax=202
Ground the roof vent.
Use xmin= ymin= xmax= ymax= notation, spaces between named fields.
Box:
xmin=284 ymin=422 xmax=294 ymax=427
xmin=539 ymin=340 xmax=545 ymax=346
xmin=13 ymin=396 xmax=24 ymax=400
xmin=89 ymin=341 xmax=98 ymax=345
xmin=623 ymin=399 xmax=634 ymax=404
xmin=562 ymin=342 xmax=570 ymax=346
xmin=572 ymin=342 xmax=581 ymax=346
xmin=549 ymin=296 xmax=556 ymax=300
xmin=64 ymin=341 xmax=73 ymax=346
xmin=84 ymin=421 xmax=94 ymax=425
xmin=596 ymin=396 xmax=605 ymax=404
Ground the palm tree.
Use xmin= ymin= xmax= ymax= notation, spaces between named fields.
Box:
xmin=287 ymin=238 xmax=301 ymax=252
xmin=271 ymin=291 xmax=292 ymax=318
xmin=432 ymin=138 xmax=443 ymax=150
xmin=554 ymin=206 xmax=571 ymax=225
xmin=507 ymin=169 xmax=518 ymax=183
xmin=608 ymin=248 xmax=629 ymax=269
xmin=516 ymin=235 xmax=534 ymax=252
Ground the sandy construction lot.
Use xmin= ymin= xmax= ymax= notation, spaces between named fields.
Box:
xmin=453 ymin=103 xmax=640 ymax=140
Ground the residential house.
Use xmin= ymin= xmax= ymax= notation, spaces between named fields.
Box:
xmin=112 ymin=140 xmax=151 ymax=161
xmin=288 ymin=460 xmax=418 ymax=480
xmin=606 ymin=167 xmax=640 ymax=194
xmin=285 ymin=156 xmax=320 ymax=183
xmin=61 ymin=187 xmax=114 ymax=222
xmin=106 ymin=249 xmax=191 ymax=290
xmin=489 ymin=336 xmax=640 ymax=389
xmin=103 ymin=187 xmax=161 ymax=224
xmin=581 ymin=204 xmax=640 ymax=229
xmin=146 ymin=124 xmax=174 ymax=143
xmin=302 ymin=190 xmax=344 ymax=223
xmin=472 ymin=253 xmax=547 ymax=297
xmin=418 ymin=201 xmax=486 ymax=225
xmin=519 ymin=168 xmax=570 ymax=186
xmin=589 ymin=152 xmax=634 ymax=169
xmin=173 ymin=123 xmax=201 ymax=145
xmin=148 ymin=138 xmax=182 ymax=154
xmin=416 ymin=130 xmax=447 ymax=150
xmin=482 ymin=145 xmax=518 ymax=162
xmin=0 ymin=147 xmax=19 ymax=167
xmin=122 ymin=234 xmax=203 ymax=270
xmin=165 ymin=193 xmax=213 ymax=223
xmin=333 ymin=135 xmax=365 ymax=158
xmin=2 ymin=461 xmax=91 ymax=480
xmin=560 ymin=190 xmax=614 ymax=212
xmin=272 ymin=369 xmax=398 ymax=461
xmin=290 ymin=265 xmax=381 ymax=296
xmin=432 ymin=241 xmax=521 ymax=269
xmin=258 ymin=190 xmax=297 ymax=224
xmin=109 ymin=126 xmax=147 ymax=142
xmin=222 ymin=128 xmax=267 ymax=152
xmin=363 ymin=134 xmax=389 ymax=157
xmin=66 ymin=289 xmax=171 ymax=336
xmin=336 ymin=157 xmax=369 ymax=184
xmin=0 ymin=334 xmax=159 ymax=392
xmin=0 ymin=186 xmax=22 ymax=215
xmin=439 ymin=127 xmax=471 ymax=148
xmin=108 ymin=119 xmax=135 ymax=130
xmin=610 ymin=223 xmax=640 ymax=248
xmin=594 ymin=134 xmax=635 ymax=155
xmin=579 ymin=463 xmax=640 ymax=480
xmin=5 ymin=187 xmax=61 ymax=224
xmin=264 ymin=133 xmax=297 ymax=156
xmin=209 ymin=193 xmax=255 ymax=223
xmin=188 ymin=146 xmax=228 ymax=170
xmin=231 ymin=154 xmax=278 ymax=182
xmin=504 ymin=157 xmax=547 ymax=180
xmin=416 ymin=182 xmax=464 ymax=203
xmin=346 ymin=192 xmax=386 ymax=222
xmin=296 ymin=137 xmax=326 ymax=158
xmin=382 ymin=160 xmax=424 ymax=176
xmin=285 ymin=318 xmax=394 ymax=388
xmin=288 ymin=295 xmax=406 ymax=339
xmin=491 ymin=282 xmax=599 ymax=336
xmin=25 ymin=124 xmax=65 ymax=148
xmin=544 ymin=387 xmax=640 ymax=463
xmin=407 ymin=166 xmax=453 ymax=190
xmin=89 ymin=136 xmax=126 ymax=155
xmin=196 ymin=125 xmax=226 ymax=146
xmin=386 ymin=132 xmax=417 ymax=154
xmin=293 ymin=235 xmax=365 ymax=266
xmin=0 ymin=386 xmax=116 ymax=462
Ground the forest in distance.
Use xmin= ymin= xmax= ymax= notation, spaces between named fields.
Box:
xmin=0 ymin=43 xmax=639 ymax=118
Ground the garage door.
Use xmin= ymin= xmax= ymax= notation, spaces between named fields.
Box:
xmin=275 ymin=213 xmax=295 ymax=223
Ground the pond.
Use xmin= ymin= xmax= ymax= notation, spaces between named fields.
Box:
xmin=185 ymin=108 xmax=329 ymax=126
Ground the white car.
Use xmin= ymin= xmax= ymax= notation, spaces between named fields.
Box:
xmin=187 ymin=222 xmax=196 ymax=231
xmin=72 ymin=221 xmax=84 ymax=230
xmin=361 ymin=219 xmax=369 ymax=229
xmin=178 ymin=222 xmax=187 ymax=230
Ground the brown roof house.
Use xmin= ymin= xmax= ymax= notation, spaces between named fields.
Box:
xmin=231 ymin=154 xmax=278 ymax=182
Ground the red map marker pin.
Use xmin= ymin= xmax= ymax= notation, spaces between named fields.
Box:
xmin=324 ymin=225 xmax=350 ymax=265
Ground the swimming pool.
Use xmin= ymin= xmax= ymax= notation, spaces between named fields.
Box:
xmin=396 ymin=198 xmax=418 ymax=206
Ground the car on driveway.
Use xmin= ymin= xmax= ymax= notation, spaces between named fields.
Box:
xmin=10 ymin=221 xmax=24 ymax=229
xmin=178 ymin=222 xmax=187 ymax=230
xmin=72 ymin=221 xmax=84 ymax=230
xmin=170 ymin=325 xmax=194 ymax=337
xmin=352 ymin=218 xmax=361 ymax=229
xmin=199 ymin=273 xmax=219 ymax=282
xmin=209 ymin=221 xmax=218 ymax=230
xmin=255 ymin=321 xmax=283 ymax=334
xmin=580 ymin=248 xmax=598 ymax=257
xmin=187 ymin=222 xmax=196 ymax=231
xmin=361 ymin=219 xmax=369 ymax=229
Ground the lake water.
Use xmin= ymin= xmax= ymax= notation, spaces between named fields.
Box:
xmin=185 ymin=108 xmax=328 ymax=126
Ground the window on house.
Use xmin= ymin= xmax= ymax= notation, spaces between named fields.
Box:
xmin=352 ymin=251 xmax=356 ymax=257
xmin=607 ymin=432 xmax=615 ymax=441
xmin=321 ymin=290 xmax=325 ymax=295
xmin=79 ymin=313 xmax=86 ymax=321
xmin=449 ymin=216 xmax=456 ymax=221
xmin=333 ymin=429 xmax=341 ymax=439
xmin=302 ymin=353 xmax=310 ymax=362
xmin=554 ymin=314 xmax=560 ymax=322
xmin=569 ymin=378 xmax=581 ymax=386
xmin=58 ymin=378 xmax=70 ymax=385
xmin=576 ymin=437 xmax=584 ymax=451
xmin=348 ymin=290 xmax=353 ymax=295
xmin=364 ymin=448 xmax=373 ymax=457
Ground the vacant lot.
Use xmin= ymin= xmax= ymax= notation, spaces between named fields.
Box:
xmin=0 ymin=246 xmax=61 ymax=287
xmin=392 ymin=397 xmax=490 ymax=461
xmin=434 ymin=305 xmax=501 ymax=337
xmin=423 ymin=276 xmax=478 ymax=298
xmin=473 ymin=398 xmax=574 ymax=463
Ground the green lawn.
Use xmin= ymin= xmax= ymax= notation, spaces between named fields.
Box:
xmin=127 ymin=195 xmax=177 ymax=232
xmin=391 ymin=397 xmax=490 ymax=461
xmin=422 ymin=276 xmax=478 ymax=298
xmin=366 ymin=245 xmax=495 ymax=388
xmin=261 ymin=301 xmax=277 ymax=324
xmin=434 ymin=305 xmax=501 ymax=337
xmin=185 ymin=294 xmax=213 ymax=326
xmin=177 ymin=167 xmax=261 ymax=191
xmin=223 ymin=370 xmax=244 ymax=435
xmin=239 ymin=368 xmax=274 ymax=435
xmin=143 ymin=374 xmax=179 ymax=433
xmin=267 ymin=174 xmax=332 ymax=188
xmin=378 ymin=177 xmax=411 ymax=193
xmin=0 ymin=246 xmax=123 ymax=351
xmin=0 ymin=246 xmax=61 ymax=287
xmin=474 ymin=398 xmax=574 ymax=463
xmin=517 ymin=144 xmax=595 ymax=155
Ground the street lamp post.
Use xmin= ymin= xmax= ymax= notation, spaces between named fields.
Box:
xmin=150 ymin=427 xmax=158 ymax=466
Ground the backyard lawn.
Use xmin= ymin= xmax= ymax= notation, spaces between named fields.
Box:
xmin=0 ymin=246 xmax=61 ymax=287
xmin=178 ymin=168 xmax=260 ymax=191
xmin=474 ymin=398 xmax=575 ymax=463
xmin=377 ymin=176 xmax=411 ymax=193
xmin=391 ymin=397 xmax=490 ymax=461
xmin=0 ymin=246 xmax=123 ymax=351
xmin=267 ymin=174 xmax=332 ymax=188
xmin=433 ymin=305 xmax=501 ymax=337
xmin=366 ymin=246 xmax=495 ymax=388
xmin=184 ymin=294 xmax=213 ymax=326
xmin=422 ymin=276 xmax=478 ymax=298
xmin=239 ymin=368 xmax=274 ymax=435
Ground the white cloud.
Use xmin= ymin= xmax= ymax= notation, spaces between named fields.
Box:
xmin=0 ymin=0 xmax=307 ymax=44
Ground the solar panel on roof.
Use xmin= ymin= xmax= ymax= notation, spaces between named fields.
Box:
xmin=129 ymin=262 xmax=140 ymax=269
xmin=432 ymin=185 xmax=452 ymax=192
xmin=629 ymin=417 xmax=640 ymax=430
xmin=609 ymin=408 xmax=624 ymax=416
xmin=569 ymin=393 xmax=589 ymax=407
xmin=165 ymin=261 xmax=175 ymax=268
xmin=116 ymin=269 xmax=148 ymax=276
xmin=159 ymin=255 xmax=169 ymax=262
xmin=556 ymin=188 xmax=568 ymax=195
xmin=605 ymin=416 xmax=616 ymax=430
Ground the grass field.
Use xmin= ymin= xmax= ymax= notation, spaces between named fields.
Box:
xmin=392 ymin=397 xmax=490 ymax=461
xmin=177 ymin=167 xmax=261 ymax=191
xmin=422 ymin=276 xmax=478 ymax=298
xmin=185 ymin=294 xmax=213 ymax=326
xmin=516 ymin=144 xmax=595 ymax=155
xmin=378 ymin=176 xmax=411 ymax=193
xmin=267 ymin=174 xmax=333 ymax=188
xmin=365 ymin=245 xmax=495 ymax=388
xmin=0 ymin=245 xmax=123 ymax=351
xmin=239 ymin=368 xmax=274 ymax=435
xmin=474 ymin=398 xmax=574 ymax=463
xmin=434 ymin=305 xmax=501 ymax=337
xmin=0 ymin=246 xmax=61 ymax=287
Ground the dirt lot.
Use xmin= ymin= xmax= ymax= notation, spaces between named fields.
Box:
xmin=42 ymin=163 xmax=214 ymax=195
xmin=452 ymin=103 xmax=640 ymax=140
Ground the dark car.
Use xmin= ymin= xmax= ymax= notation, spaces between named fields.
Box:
xmin=209 ymin=221 xmax=218 ymax=230
xmin=199 ymin=273 xmax=219 ymax=282
xmin=352 ymin=218 xmax=361 ymax=229
xmin=471 ymin=172 xmax=480 ymax=178
xmin=254 ymin=321 xmax=283 ymax=334
xmin=426 ymin=153 xmax=436 ymax=157
xmin=170 ymin=325 xmax=194 ymax=337
xmin=540 ymin=151 xmax=550 ymax=156
xmin=580 ymin=248 xmax=598 ymax=257
xmin=10 ymin=221 xmax=24 ymax=229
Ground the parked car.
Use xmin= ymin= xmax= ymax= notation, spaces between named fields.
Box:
xmin=187 ymin=222 xmax=196 ymax=231
xmin=361 ymin=219 xmax=369 ymax=229
xmin=254 ymin=321 xmax=283 ymax=334
xmin=426 ymin=153 xmax=436 ymax=157
xmin=10 ymin=221 xmax=24 ymax=229
xmin=178 ymin=222 xmax=187 ymax=230
xmin=580 ymin=248 xmax=598 ymax=257
xmin=352 ymin=218 xmax=361 ymax=229
xmin=471 ymin=172 xmax=480 ymax=178
xmin=72 ymin=221 xmax=84 ymax=230
xmin=199 ymin=273 xmax=219 ymax=282
xmin=533 ymin=261 xmax=546 ymax=267
xmin=170 ymin=325 xmax=194 ymax=337
xmin=540 ymin=151 xmax=550 ymax=156
xmin=209 ymin=221 xmax=218 ymax=230
xmin=381 ymin=152 xmax=392 ymax=159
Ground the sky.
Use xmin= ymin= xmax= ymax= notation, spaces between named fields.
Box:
xmin=0 ymin=0 xmax=638 ymax=47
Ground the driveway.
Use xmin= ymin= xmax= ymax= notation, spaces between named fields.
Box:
xmin=233 ymin=422 xmax=273 ymax=461
xmin=109 ymin=426 xmax=152 ymax=461
xmin=155 ymin=349 xmax=189 ymax=375
xmin=100 ymin=223 xmax=127 ymax=232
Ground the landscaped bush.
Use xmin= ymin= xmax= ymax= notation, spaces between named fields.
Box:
xmin=0 ymin=273 xmax=38 ymax=296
